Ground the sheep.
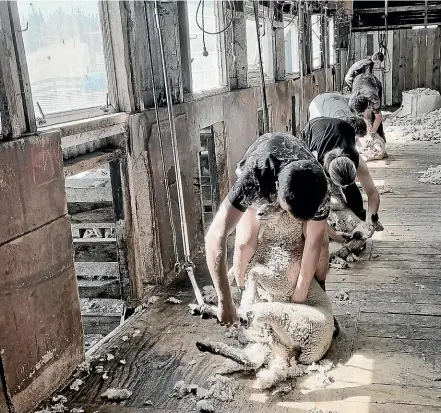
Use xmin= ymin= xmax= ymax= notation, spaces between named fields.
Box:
xmin=197 ymin=203 xmax=334 ymax=390
xmin=356 ymin=132 xmax=388 ymax=162
xmin=327 ymin=179 xmax=383 ymax=262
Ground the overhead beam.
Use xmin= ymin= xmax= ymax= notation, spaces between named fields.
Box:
xmin=354 ymin=4 xmax=441 ymax=14
xmin=352 ymin=22 xmax=441 ymax=32
xmin=63 ymin=149 xmax=123 ymax=178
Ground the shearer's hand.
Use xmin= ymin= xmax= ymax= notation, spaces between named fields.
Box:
xmin=334 ymin=231 xmax=352 ymax=243
xmin=217 ymin=298 xmax=239 ymax=328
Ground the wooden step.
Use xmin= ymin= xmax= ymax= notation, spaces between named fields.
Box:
xmin=71 ymin=222 xmax=115 ymax=230
xmin=77 ymin=279 xmax=121 ymax=299
xmin=65 ymin=186 xmax=113 ymax=203
xmin=74 ymin=262 xmax=119 ymax=279
xmin=74 ymin=243 xmax=117 ymax=262
xmin=81 ymin=298 xmax=124 ymax=335
xmin=73 ymin=237 xmax=116 ymax=244
xmin=71 ymin=225 xmax=115 ymax=238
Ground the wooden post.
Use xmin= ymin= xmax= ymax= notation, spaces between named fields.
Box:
xmin=303 ymin=8 xmax=312 ymax=75
xmin=143 ymin=1 xmax=183 ymax=106
xmin=273 ymin=2 xmax=286 ymax=81
xmin=0 ymin=1 xmax=29 ymax=138
xmin=109 ymin=157 xmax=139 ymax=305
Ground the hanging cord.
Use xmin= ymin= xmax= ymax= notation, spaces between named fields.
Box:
xmin=143 ymin=2 xmax=180 ymax=273
xmin=196 ymin=0 xmax=235 ymax=57
xmin=253 ymin=0 xmax=269 ymax=134
xmin=270 ymin=0 xmax=297 ymax=30
xmin=153 ymin=1 xmax=204 ymax=306
xmin=196 ymin=0 xmax=234 ymax=34
xmin=201 ymin=0 xmax=208 ymax=56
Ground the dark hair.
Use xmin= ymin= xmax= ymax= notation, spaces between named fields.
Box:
xmin=343 ymin=116 xmax=367 ymax=137
xmin=277 ymin=160 xmax=328 ymax=220
xmin=372 ymin=52 xmax=384 ymax=62
xmin=323 ymin=148 xmax=357 ymax=187
xmin=348 ymin=92 xmax=369 ymax=115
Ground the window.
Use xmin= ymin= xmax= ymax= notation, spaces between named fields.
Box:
xmin=284 ymin=18 xmax=300 ymax=74
xmin=17 ymin=1 xmax=109 ymax=124
xmin=246 ymin=15 xmax=273 ymax=78
xmin=187 ymin=0 xmax=222 ymax=92
xmin=311 ymin=14 xmax=322 ymax=70
xmin=328 ymin=17 xmax=336 ymax=65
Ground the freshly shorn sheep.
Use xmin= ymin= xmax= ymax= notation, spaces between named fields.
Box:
xmin=197 ymin=203 xmax=334 ymax=390
xmin=356 ymin=132 xmax=387 ymax=162
xmin=327 ymin=179 xmax=383 ymax=261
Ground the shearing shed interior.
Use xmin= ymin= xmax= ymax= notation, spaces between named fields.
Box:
xmin=1 ymin=0 xmax=441 ymax=412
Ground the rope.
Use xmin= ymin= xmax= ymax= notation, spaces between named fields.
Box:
xmin=143 ymin=2 xmax=180 ymax=271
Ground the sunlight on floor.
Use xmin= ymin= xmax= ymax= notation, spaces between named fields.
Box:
xmin=247 ymin=355 xmax=375 ymax=412
xmin=366 ymin=160 xmax=390 ymax=168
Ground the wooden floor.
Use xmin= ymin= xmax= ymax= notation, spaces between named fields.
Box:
xmin=54 ymin=140 xmax=441 ymax=413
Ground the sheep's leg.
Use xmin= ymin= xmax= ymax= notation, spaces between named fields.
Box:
xmin=238 ymin=272 xmax=259 ymax=321
xmin=251 ymin=302 xmax=301 ymax=350
xmin=253 ymin=345 xmax=291 ymax=389
xmin=196 ymin=341 xmax=267 ymax=370
xmin=216 ymin=359 xmax=247 ymax=375
xmin=287 ymin=357 xmax=306 ymax=379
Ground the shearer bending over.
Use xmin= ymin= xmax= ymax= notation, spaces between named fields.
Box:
xmin=349 ymin=72 xmax=386 ymax=142
xmin=300 ymin=117 xmax=381 ymax=243
xmin=344 ymin=51 xmax=384 ymax=92
xmin=204 ymin=133 xmax=343 ymax=334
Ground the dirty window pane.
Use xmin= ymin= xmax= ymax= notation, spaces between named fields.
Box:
xmin=17 ymin=1 xmax=107 ymax=116
xmin=284 ymin=19 xmax=300 ymax=74
xmin=246 ymin=17 xmax=272 ymax=75
xmin=311 ymin=14 xmax=322 ymax=69
xmin=187 ymin=0 xmax=222 ymax=92
xmin=329 ymin=17 xmax=335 ymax=65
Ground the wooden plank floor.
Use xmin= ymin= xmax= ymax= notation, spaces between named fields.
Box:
xmin=50 ymin=141 xmax=441 ymax=413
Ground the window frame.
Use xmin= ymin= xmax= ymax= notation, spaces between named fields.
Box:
xmin=13 ymin=0 xmax=118 ymax=129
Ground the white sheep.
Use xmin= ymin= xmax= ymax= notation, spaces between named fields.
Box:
xmin=197 ymin=203 xmax=334 ymax=390
xmin=356 ymin=131 xmax=388 ymax=162
xmin=327 ymin=179 xmax=383 ymax=262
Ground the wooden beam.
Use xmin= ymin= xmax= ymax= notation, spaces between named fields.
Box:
xmin=354 ymin=4 xmax=441 ymax=14
xmin=143 ymin=1 xmax=183 ymax=106
xmin=109 ymin=157 xmax=139 ymax=304
xmin=64 ymin=149 xmax=123 ymax=177
xmin=104 ymin=1 xmax=137 ymax=112
xmin=352 ymin=22 xmax=441 ymax=31
xmin=0 ymin=1 xmax=26 ymax=138
xmin=177 ymin=1 xmax=193 ymax=93
xmin=8 ymin=1 xmax=36 ymax=134
xmin=303 ymin=10 xmax=312 ymax=75
xmin=99 ymin=0 xmax=119 ymax=111
xmin=273 ymin=21 xmax=286 ymax=81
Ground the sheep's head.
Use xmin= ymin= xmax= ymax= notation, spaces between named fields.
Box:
xmin=255 ymin=202 xmax=285 ymax=225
